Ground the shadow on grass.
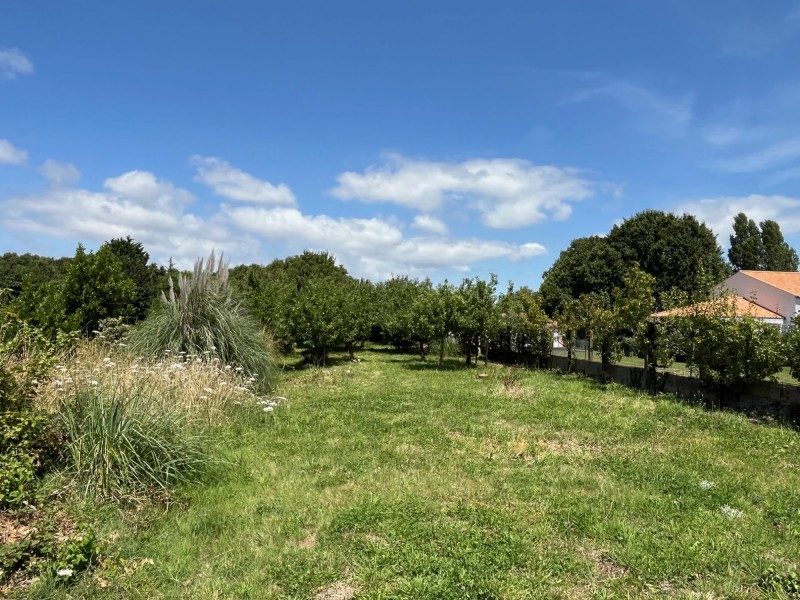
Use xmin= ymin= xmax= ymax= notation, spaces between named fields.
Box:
xmin=401 ymin=357 xmax=477 ymax=372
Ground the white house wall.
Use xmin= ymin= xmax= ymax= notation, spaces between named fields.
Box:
xmin=721 ymin=272 xmax=798 ymax=327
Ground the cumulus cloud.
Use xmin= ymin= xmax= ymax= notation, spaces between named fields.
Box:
xmin=412 ymin=214 xmax=448 ymax=235
xmin=2 ymin=159 xmax=547 ymax=279
xmin=677 ymin=194 xmax=800 ymax=243
xmin=0 ymin=139 xmax=28 ymax=165
xmin=39 ymin=159 xmax=81 ymax=187
xmin=0 ymin=48 xmax=33 ymax=79
xmin=225 ymin=205 xmax=545 ymax=279
xmin=331 ymin=154 xmax=594 ymax=228
xmin=2 ymin=170 xmax=258 ymax=267
xmin=191 ymin=155 xmax=296 ymax=205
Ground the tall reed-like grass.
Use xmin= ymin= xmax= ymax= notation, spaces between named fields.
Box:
xmin=40 ymin=340 xmax=281 ymax=501
xmin=59 ymin=382 xmax=211 ymax=501
xmin=130 ymin=252 xmax=277 ymax=393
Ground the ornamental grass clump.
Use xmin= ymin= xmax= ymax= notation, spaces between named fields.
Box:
xmin=130 ymin=252 xmax=277 ymax=393
xmin=59 ymin=380 xmax=211 ymax=502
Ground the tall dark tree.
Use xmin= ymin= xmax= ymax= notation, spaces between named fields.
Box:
xmin=607 ymin=210 xmax=729 ymax=305
xmin=61 ymin=244 xmax=137 ymax=334
xmin=104 ymin=236 xmax=164 ymax=321
xmin=538 ymin=236 xmax=626 ymax=315
xmin=760 ymin=219 xmax=799 ymax=271
xmin=728 ymin=213 xmax=763 ymax=271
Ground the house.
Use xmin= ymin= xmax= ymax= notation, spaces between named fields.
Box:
xmin=720 ymin=271 xmax=800 ymax=330
xmin=651 ymin=270 xmax=800 ymax=330
xmin=651 ymin=295 xmax=784 ymax=327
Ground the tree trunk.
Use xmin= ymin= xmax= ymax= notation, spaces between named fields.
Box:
xmin=438 ymin=335 xmax=446 ymax=368
xmin=419 ymin=340 xmax=426 ymax=361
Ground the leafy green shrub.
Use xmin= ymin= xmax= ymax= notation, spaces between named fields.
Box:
xmin=784 ymin=316 xmax=800 ymax=382
xmin=59 ymin=383 xmax=213 ymax=501
xmin=130 ymin=251 xmax=276 ymax=392
xmin=0 ymin=367 xmax=62 ymax=509
xmin=682 ymin=297 xmax=785 ymax=389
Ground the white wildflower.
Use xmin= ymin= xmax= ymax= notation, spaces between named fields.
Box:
xmin=699 ymin=480 xmax=715 ymax=490
xmin=90 ymin=380 xmax=99 ymax=386
xmin=720 ymin=505 xmax=744 ymax=519
xmin=264 ymin=406 xmax=274 ymax=413
xmin=57 ymin=568 xmax=74 ymax=577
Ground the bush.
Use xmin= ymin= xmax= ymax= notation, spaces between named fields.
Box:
xmin=683 ymin=297 xmax=785 ymax=389
xmin=784 ymin=316 xmax=800 ymax=382
xmin=0 ymin=366 xmax=63 ymax=510
xmin=130 ymin=252 xmax=276 ymax=393
xmin=59 ymin=382 xmax=213 ymax=502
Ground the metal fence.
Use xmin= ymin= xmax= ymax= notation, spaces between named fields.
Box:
xmin=550 ymin=343 xmax=799 ymax=387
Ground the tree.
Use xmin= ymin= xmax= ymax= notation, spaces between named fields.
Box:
xmin=728 ymin=213 xmax=798 ymax=272
xmin=728 ymin=213 xmax=763 ymax=271
xmin=104 ymin=236 xmax=165 ymax=321
xmin=0 ymin=252 xmax=71 ymax=298
xmin=495 ymin=285 xmax=552 ymax=366
xmin=61 ymin=244 xmax=137 ymax=334
xmin=377 ymin=277 xmax=436 ymax=358
xmin=423 ymin=281 xmax=464 ymax=368
xmin=539 ymin=236 xmax=626 ymax=315
xmin=457 ymin=274 xmax=498 ymax=366
xmin=291 ymin=276 xmax=345 ymax=365
xmin=760 ymin=219 xmax=799 ymax=271
xmin=230 ymin=251 xmax=351 ymax=353
xmin=338 ymin=278 xmax=377 ymax=360
xmin=607 ymin=210 xmax=729 ymax=305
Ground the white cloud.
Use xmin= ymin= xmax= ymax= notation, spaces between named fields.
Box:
xmin=0 ymin=48 xmax=33 ymax=79
xmin=225 ymin=205 xmax=546 ymax=280
xmin=0 ymin=139 xmax=28 ymax=165
xmin=714 ymin=137 xmax=800 ymax=173
xmin=677 ymin=194 xmax=800 ymax=244
xmin=2 ymin=170 xmax=258 ymax=268
xmin=331 ymin=154 xmax=594 ymax=228
xmin=2 ymin=164 xmax=545 ymax=279
xmin=104 ymin=170 xmax=195 ymax=209
xmin=412 ymin=214 xmax=448 ymax=235
xmin=566 ymin=79 xmax=693 ymax=136
xmin=191 ymin=155 xmax=296 ymax=205
xmin=39 ymin=159 xmax=81 ymax=187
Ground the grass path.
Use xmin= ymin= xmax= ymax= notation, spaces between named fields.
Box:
xmin=62 ymin=350 xmax=800 ymax=599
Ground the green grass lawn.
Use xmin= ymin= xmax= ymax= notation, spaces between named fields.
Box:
xmin=51 ymin=349 xmax=800 ymax=599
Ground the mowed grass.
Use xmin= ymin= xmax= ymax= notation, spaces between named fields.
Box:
xmin=55 ymin=349 xmax=800 ymax=599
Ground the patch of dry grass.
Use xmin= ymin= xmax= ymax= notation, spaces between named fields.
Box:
xmin=35 ymin=341 xmax=273 ymax=424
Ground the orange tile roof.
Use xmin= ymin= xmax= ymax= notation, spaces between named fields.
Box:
xmin=651 ymin=295 xmax=783 ymax=319
xmin=739 ymin=270 xmax=800 ymax=297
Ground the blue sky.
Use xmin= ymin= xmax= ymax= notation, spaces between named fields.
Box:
xmin=2 ymin=1 xmax=800 ymax=287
